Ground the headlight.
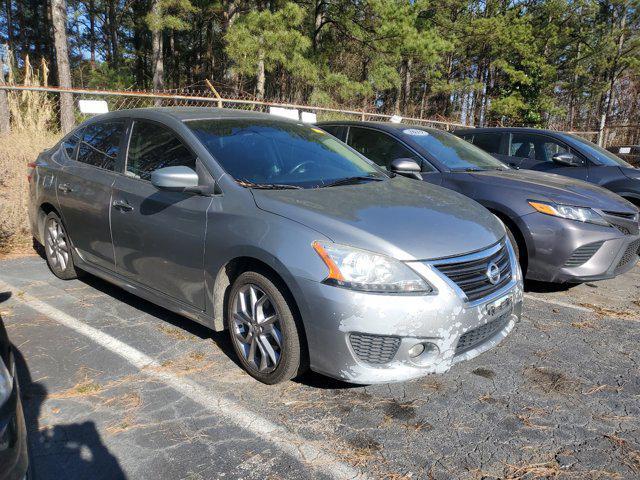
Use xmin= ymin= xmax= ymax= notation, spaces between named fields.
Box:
xmin=312 ymin=241 xmax=434 ymax=293
xmin=528 ymin=201 xmax=610 ymax=226
xmin=0 ymin=359 xmax=12 ymax=406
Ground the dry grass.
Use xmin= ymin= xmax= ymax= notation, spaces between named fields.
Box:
xmin=0 ymin=130 xmax=60 ymax=253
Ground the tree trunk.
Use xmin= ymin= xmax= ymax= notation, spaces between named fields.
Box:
xmin=88 ymin=0 xmax=96 ymax=68
xmin=151 ymin=0 xmax=164 ymax=95
xmin=108 ymin=0 xmax=119 ymax=67
xmin=5 ymin=0 xmax=13 ymax=53
xmin=402 ymin=58 xmax=412 ymax=115
xmin=51 ymin=0 xmax=74 ymax=133
xmin=312 ymin=0 xmax=325 ymax=52
xmin=0 ymin=54 xmax=10 ymax=134
xmin=256 ymin=49 xmax=265 ymax=100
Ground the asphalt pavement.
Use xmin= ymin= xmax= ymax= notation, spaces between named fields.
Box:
xmin=0 ymin=254 xmax=638 ymax=479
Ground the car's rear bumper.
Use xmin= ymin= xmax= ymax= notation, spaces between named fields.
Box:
xmin=518 ymin=213 xmax=640 ymax=283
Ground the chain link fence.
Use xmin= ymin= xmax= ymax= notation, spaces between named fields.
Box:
xmin=0 ymin=85 xmax=466 ymax=134
xmin=1 ymin=85 xmax=638 ymax=148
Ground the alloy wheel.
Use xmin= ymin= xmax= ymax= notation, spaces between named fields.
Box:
xmin=231 ymin=284 xmax=283 ymax=373
xmin=45 ymin=218 xmax=70 ymax=271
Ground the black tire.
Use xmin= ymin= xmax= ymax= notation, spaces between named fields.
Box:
xmin=43 ymin=212 xmax=80 ymax=280
xmin=504 ymin=224 xmax=520 ymax=262
xmin=227 ymin=270 xmax=305 ymax=384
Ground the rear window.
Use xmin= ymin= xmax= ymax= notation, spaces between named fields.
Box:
xmin=77 ymin=121 xmax=125 ymax=171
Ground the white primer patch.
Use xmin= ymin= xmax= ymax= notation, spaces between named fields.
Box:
xmin=0 ymin=281 xmax=366 ymax=480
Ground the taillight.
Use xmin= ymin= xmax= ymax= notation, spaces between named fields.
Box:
xmin=27 ymin=162 xmax=36 ymax=182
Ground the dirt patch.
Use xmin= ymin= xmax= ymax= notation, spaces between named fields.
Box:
xmin=580 ymin=303 xmax=639 ymax=320
xmin=382 ymin=399 xmax=418 ymax=421
xmin=524 ymin=366 xmax=581 ymax=394
xmin=473 ymin=367 xmax=496 ymax=379
xmin=157 ymin=325 xmax=191 ymax=340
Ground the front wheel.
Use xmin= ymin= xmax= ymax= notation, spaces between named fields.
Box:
xmin=43 ymin=212 xmax=80 ymax=280
xmin=227 ymin=271 xmax=305 ymax=384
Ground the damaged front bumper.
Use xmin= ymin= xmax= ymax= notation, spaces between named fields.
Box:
xmin=299 ymin=241 xmax=524 ymax=384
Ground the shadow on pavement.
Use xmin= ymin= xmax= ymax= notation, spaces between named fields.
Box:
xmin=13 ymin=347 xmax=126 ymax=480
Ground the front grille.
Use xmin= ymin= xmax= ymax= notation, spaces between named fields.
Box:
xmin=455 ymin=313 xmax=510 ymax=355
xmin=434 ymin=243 xmax=512 ymax=302
xmin=564 ymin=241 xmax=604 ymax=267
xmin=349 ymin=333 xmax=400 ymax=364
xmin=615 ymin=239 xmax=640 ymax=272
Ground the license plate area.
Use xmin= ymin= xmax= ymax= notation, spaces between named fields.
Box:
xmin=482 ymin=294 xmax=513 ymax=319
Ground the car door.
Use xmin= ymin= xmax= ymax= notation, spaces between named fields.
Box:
xmin=110 ymin=119 xmax=211 ymax=309
xmin=56 ymin=120 xmax=126 ymax=270
xmin=507 ymin=132 xmax=589 ymax=181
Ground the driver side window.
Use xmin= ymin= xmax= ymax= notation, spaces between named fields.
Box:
xmin=126 ymin=121 xmax=196 ymax=181
xmin=347 ymin=127 xmax=421 ymax=169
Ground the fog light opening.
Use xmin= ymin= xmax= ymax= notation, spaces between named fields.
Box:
xmin=408 ymin=342 xmax=439 ymax=364
xmin=408 ymin=343 xmax=425 ymax=358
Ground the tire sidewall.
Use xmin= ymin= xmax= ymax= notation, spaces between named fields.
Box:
xmin=43 ymin=212 xmax=78 ymax=280
xmin=227 ymin=270 xmax=302 ymax=384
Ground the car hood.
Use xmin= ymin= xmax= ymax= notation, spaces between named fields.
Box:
xmin=621 ymin=166 xmax=640 ymax=180
xmin=251 ymin=177 xmax=504 ymax=261
xmin=467 ymin=169 xmax=637 ymax=212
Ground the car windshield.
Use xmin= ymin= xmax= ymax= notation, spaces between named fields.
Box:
xmin=403 ymin=128 xmax=509 ymax=171
xmin=566 ymin=134 xmax=633 ymax=167
xmin=187 ymin=119 xmax=386 ymax=188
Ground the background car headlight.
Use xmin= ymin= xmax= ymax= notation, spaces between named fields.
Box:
xmin=0 ymin=359 xmax=12 ymax=407
xmin=312 ymin=241 xmax=433 ymax=293
xmin=528 ymin=201 xmax=610 ymax=226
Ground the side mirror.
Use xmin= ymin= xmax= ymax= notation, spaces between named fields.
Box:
xmin=390 ymin=158 xmax=422 ymax=180
xmin=552 ymin=152 xmax=584 ymax=167
xmin=151 ymin=166 xmax=203 ymax=193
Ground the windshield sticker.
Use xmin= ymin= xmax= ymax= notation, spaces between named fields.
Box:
xmin=311 ymin=127 xmax=326 ymax=134
xmin=403 ymin=129 xmax=429 ymax=136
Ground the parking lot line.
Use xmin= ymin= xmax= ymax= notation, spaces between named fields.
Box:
xmin=523 ymin=293 xmax=592 ymax=313
xmin=0 ymin=280 xmax=366 ymax=480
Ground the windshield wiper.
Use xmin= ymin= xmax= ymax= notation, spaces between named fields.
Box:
xmin=237 ymin=179 xmax=302 ymax=190
xmin=318 ymin=175 xmax=385 ymax=188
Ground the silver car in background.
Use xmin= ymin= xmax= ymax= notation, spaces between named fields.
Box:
xmin=28 ymin=108 xmax=523 ymax=384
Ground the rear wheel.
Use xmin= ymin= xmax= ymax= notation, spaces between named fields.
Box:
xmin=227 ymin=270 xmax=304 ymax=384
xmin=43 ymin=212 xmax=80 ymax=280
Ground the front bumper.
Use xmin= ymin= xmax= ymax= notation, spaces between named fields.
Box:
xmin=518 ymin=212 xmax=640 ymax=283
xmin=0 ymin=354 xmax=28 ymax=480
xmin=297 ymin=242 xmax=523 ymax=384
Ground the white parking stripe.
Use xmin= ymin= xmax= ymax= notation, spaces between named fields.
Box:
xmin=523 ymin=293 xmax=592 ymax=313
xmin=0 ymin=281 xmax=366 ymax=480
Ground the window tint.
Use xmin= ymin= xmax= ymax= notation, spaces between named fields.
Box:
xmin=347 ymin=127 xmax=420 ymax=168
xmin=510 ymin=133 xmax=569 ymax=162
xmin=471 ymin=133 xmax=501 ymax=154
xmin=188 ymin=119 xmax=383 ymax=188
xmin=77 ymin=121 xmax=125 ymax=171
xmin=566 ymin=134 xmax=633 ymax=167
xmin=62 ymin=129 xmax=82 ymax=160
xmin=127 ymin=121 xmax=197 ymax=180
xmin=320 ymin=125 xmax=342 ymax=138
xmin=509 ymin=133 xmax=536 ymax=159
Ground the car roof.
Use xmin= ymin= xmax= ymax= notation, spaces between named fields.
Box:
xmin=84 ymin=106 xmax=289 ymax=123
xmin=453 ymin=126 xmax=568 ymax=136
xmin=317 ymin=120 xmax=441 ymax=135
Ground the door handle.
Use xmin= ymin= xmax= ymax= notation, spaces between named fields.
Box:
xmin=58 ymin=183 xmax=72 ymax=193
xmin=112 ymin=199 xmax=134 ymax=212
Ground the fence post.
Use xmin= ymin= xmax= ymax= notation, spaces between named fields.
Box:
xmin=0 ymin=45 xmax=10 ymax=134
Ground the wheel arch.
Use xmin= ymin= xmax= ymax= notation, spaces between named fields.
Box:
xmin=36 ymin=202 xmax=61 ymax=243
xmin=485 ymin=207 xmax=529 ymax=275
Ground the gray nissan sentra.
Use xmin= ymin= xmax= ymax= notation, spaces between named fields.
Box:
xmin=28 ymin=108 xmax=523 ymax=385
